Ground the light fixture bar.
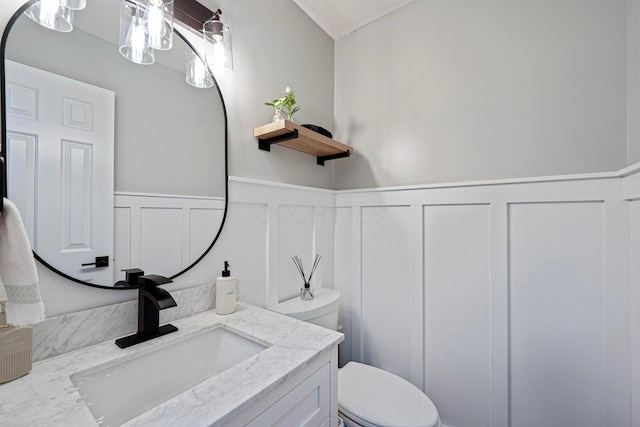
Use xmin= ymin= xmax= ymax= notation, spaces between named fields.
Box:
xmin=173 ymin=0 xmax=215 ymax=35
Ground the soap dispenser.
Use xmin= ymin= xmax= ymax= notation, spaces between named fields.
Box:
xmin=216 ymin=261 xmax=238 ymax=315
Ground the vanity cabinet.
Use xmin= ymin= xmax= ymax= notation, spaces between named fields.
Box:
xmin=226 ymin=346 xmax=338 ymax=427
xmin=0 ymin=304 xmax=343 ymax=427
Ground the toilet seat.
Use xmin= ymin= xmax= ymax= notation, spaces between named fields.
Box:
xmin=338 ymin=362 xmax=440 ymax=427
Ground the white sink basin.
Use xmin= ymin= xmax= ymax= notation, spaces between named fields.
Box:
xmin=70 ymin=327 xmax=267 ymax=426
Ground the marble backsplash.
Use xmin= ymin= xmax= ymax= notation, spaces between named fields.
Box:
xmin=32 ymin=283 xmax=216 ymax=362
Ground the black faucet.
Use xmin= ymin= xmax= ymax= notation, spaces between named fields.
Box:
xmin=115 ymin=272 xmax=178 ymax=349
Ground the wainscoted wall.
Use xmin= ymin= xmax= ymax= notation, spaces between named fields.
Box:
xmin=19 ymin=169 xmax=640 ymax=427
xmin=334 ymin=169 xmax=640 ymax=427
xmin=113 ymin=192 xmax=225 ymax=281
xmin=225 ymin=178 xmax=336 ymax=308
xmin=626 ymin=172 xmax=640 ymax=427
xmin=30 ymin=179 xmax=337 ymax=359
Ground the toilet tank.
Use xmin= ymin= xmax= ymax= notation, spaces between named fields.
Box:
xmin=268 ymin=288 xmax=341 ymax=331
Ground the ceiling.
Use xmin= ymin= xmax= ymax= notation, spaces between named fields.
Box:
xmin=293 ymin=0 xmax=418 ymax=40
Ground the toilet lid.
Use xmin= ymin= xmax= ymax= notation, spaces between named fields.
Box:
xmin=268 ymin=288 xmax=340 ymax=321
xmin=338 ymin=362 xmax=440 ymax=427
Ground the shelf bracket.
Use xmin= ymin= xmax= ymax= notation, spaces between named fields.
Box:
xmin=258 ymin=129 xmax=298 ymax=151
xmin=317 ymin=150 xmax=351 ymax=166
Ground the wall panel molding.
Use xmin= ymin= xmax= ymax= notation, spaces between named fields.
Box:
xmin=113 ymin=193 xmax=225 ymax=281
xmin=5 ymin=131 xmax=37 ymax=243
xmin=424 ymin=203 xmax=491 ymax=427
xmin=332 ymin=168 xmax=639 ymax=427
xmin=508 ymin=201 xmax=606 ymax=427
xmin=224 ymin=179 xmax=337 ymax=308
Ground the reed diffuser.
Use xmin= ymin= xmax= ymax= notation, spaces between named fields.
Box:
xmin=292 ymin=255 xmax=321 ymax=300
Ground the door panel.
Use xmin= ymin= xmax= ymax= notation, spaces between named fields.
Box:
xmin=5 ymin=60 xmax=115 ymax=284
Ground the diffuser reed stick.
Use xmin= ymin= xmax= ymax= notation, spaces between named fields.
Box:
xmin=292 ymin=255 xmax=321 ymax=300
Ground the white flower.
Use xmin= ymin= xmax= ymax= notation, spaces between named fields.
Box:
xmin=285 ymin=86 xmax=291 ymax=93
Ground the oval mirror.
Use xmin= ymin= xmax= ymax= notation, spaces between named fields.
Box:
xmin=1 ymin=0 xmax=228 ymax=289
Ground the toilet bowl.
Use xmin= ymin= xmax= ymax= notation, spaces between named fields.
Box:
xmin=269 ymin=288 xmax=441 ymax=427
xmin=338 ymin=361 xmax=440 ymax=427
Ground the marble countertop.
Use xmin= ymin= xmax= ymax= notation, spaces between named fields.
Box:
xmin=0 ymin=303 xmax=343 ymax=426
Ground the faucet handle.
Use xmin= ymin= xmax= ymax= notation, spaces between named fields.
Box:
xmin=122 ymin=268 xmax=144 ymax=285
xmin=138 ymin=274 xmax=173 ymax=290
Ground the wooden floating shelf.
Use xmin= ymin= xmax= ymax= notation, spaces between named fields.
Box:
xmin=253 ymin=120 xmax=354 ymax=166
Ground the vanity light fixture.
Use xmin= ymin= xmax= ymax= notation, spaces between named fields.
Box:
xmin=119 ymin=0 xmax=175 ymax=65
xmin=144 ymin=0 xmax=174 ymax=50
xmin=24 ymin=0 xmax=225 ymax=85
xmin=203 ymin=9 xmax=233 ymax=80
xmin=61 ymin=0 xmax=86 ymax=10
xmin=185 ymin=50 xmax=213 ymax=88
xmin=24 ymin=0 xmax=74 ymax=33
xmin=119 ymin=1 xmax=155 ymax=65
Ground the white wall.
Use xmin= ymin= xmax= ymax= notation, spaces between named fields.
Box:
xmin=0 ymin=0 xmax=336 ymax=191
xmin=113 ymin=193 xmax=225 ymax=281
xmin=629 ymin=0 xmax=640 ymax=165
xmin=334 ymin=0 xmax=628 ymax=189
xmin=630 ymin=200 xmax=640 ymax=427
xmin=198 ymin=0 xmax=337 ymax=189
xmin=335 ymin=168 xmax=639 ymax=427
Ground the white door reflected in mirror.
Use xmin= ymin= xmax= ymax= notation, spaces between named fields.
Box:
xmin=5 ymin=60 xmax=115 ymax=284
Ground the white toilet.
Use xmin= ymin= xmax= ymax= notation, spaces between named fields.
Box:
xmin=269 ymin=288 xmax=441 ymax=427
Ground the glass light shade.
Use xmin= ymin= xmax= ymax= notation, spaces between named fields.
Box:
xmin=119 ymin=1 xmax=154 ymax=65
xmin=203 ymin=17 xmax=232 ymax=80
xmin=24 ymin=0 xmax=74 ymax=33
xmin=144 ymin=0 xmax=174 ymax=50
xmin=61 ymin=0 xmax=86 ymax=10
xmin=185 ymin=50 xmax=213 ymax=89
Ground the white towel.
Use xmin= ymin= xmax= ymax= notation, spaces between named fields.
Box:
xmin=0 ymin=198 xmax=45 ymax=326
